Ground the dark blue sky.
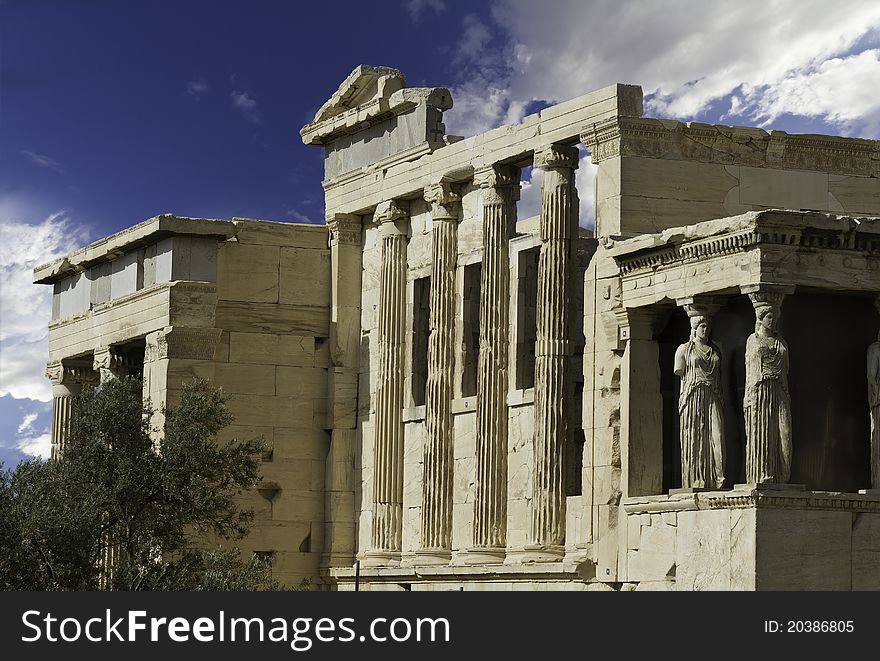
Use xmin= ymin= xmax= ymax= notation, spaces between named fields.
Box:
xmin=2 ymin=0 xmax=489 ymax=236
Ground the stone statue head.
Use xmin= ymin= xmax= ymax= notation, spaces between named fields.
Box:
xmin=754 ymin=303 xmax=777 ymax=334
xmin=683 ymin=303 xmax=714 ymax=343
xmin=689 ymin=314 xmax=711 ymax=342
xmin=748 ymin=291 xmax=784 ymax=335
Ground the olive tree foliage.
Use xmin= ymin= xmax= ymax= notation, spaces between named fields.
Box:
xmin=0 ymin=377 xmax=279 ymax=591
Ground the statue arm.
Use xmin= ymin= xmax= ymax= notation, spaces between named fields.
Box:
xmin=744 ymin=335 xmax=758 ymax=401
xmin=673 ymin=343 xmax=687 ymax=377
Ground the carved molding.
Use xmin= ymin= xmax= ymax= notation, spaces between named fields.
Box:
xmin=327 ymin=213 xmax=362 ymax=246
xmin=145 ymin=327 xmax=222 ymax=362
xmin=93 ymin=347 xmax=126 ymax=373
xmin=615 ymin=223 xmax=880 ymax=276
xmin=677 ymin=295 xmax=722 ymax=319
xmin=423 ymin=182 xmax=460 ymax=222
xmin=581 ymin=116 xmax=880 ymax=177
xmin=533 ymin=144 xmax=579 ymax=171
xmin=743 ymin=286 xmax=792 ymax=312
xmin=474 ymin=164 xmax=521 ymax=205
xmin=45 ymin=362 xmax=95 ymax=386
xmin=623 ymin=489 xmax=880 ymax=514
xmin=373 ymin=199 xmax=409 ymax=225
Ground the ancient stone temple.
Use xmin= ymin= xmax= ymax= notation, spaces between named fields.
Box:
xmin=36 ymin=64 xmax=880 ymax=590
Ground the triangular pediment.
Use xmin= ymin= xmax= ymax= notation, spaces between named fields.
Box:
xmin=313 ymin=65 xmax=405 ymax=123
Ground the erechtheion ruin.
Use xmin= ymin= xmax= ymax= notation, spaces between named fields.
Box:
xmin=35 ymin=65 xmax=880 ymax=590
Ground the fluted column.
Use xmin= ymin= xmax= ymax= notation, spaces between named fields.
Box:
xmin=528 ymin=144 xmax=579 ymax=558
xmin=470 ymin=164 xmax=519 ymax=562
xmin=46 ymin=362 xmax=92 ymax=461
xmin=367 ymin=199 xmax=409 ymax=564
xmin=418 ymin=183 xmax=460 ymax=564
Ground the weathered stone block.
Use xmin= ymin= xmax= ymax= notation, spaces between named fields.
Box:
xmin=218 ymin=243 xmax=280 ymax=303
xmin=755 ymin=509 xmax=851 ymax=591
xmin=851 ymin=512 xmax=880 ymax=591
xmin=229 ymin=332 xmax=314 ymax=366
xmin=280 ymin=247 xmax=331 ymax=307
xmin=676 ymin=509 xmax=730 ymax=591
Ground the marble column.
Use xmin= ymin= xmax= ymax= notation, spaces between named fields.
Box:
xmin=528 ymin=144 xmax=578 ymax=557
xmin=471 ymin=164 xmax=519 ymax=562
xmin=323 ymin=213 xmax=363 ymax=569
xmin=368 ymin=199 xmax=409 ymax=563
xmin=418 ymin=183 xmax=460 ymax=564
xmin=46 ymin=362 xmax=91 ymax=461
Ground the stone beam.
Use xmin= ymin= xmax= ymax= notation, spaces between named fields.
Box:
xmin=323 ymin=84 xmax=643 ymax=215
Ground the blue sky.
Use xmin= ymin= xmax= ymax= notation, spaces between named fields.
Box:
xmin=2 ymin=0 xmax=879 ymax=468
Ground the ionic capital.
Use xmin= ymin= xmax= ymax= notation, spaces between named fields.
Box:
xmin=45 ymin=361 xmax=94 ymax=387
xmin=93 ymin=346 xmax=126 ymax=373
xmin=374 ymin=200 xmax=409 ymax=238
xmin=373 ymin=199 xmax=409 ymax=225
xmin=423 ymin=183 xmax=460 ymax=222
xmin=474 ymin=164 xmax=520 ymax=204
xmin=327 ymin=213 xmax=362 ymax=246
xmin=534 ymin=144 xmax=579 ymax=171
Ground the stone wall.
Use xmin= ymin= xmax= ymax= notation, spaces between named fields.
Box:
xmin=623 ymin=487 xmax=880 ymax=591
xmin=586 ymin=117 xmax=880 ymax=238
xmin=208 ymin=219 xmax=331 ymax=586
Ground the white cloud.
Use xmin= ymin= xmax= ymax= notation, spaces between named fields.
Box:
xmin=186 ymin=77 xmax=209 ymax=98
xmin=17 ymin=431 xmax=51 ymax=461
xmin=21 ymin=150 xmax=65 ymax=174
xmin=575 ymin=152 xmax=597 ymax=230
xmin=734 ymin=49 xmax=880 ymax=136
xmin=16 ymin=412 xmax=38 ymax=435
xmin=443 ymin=0 xmax=880 ymax=137
xmin=406 ymin=0 xmax=445 ymax=22
xmin=445 ymin=14 xmax=522 ymax=137
xmin=0 ymin=208 xmax=89 ymax=402
xmin=285 ymin=207 xmax=312 ymax=223
xmin=231 ymin=90 xmax=261 ymax=124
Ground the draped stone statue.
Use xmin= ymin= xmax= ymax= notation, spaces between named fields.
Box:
xmin=868 ymin=296 xmax=880 ymax=490
xmin=744 ymin=291 xmax=792 ymax=484
xmin=674 ymin=304 xmax=725 ymax=489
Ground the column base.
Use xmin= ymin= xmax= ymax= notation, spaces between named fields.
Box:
xmin=320 ymin=553 xmax=356 ymax=570
xmin=412 ymin=549 xmax=452 ymax=566
xmin=734 ymin=482 xmax=806 ymax=491
xmin=521 ymin=544 xmax=565 ymax=563
xmin=463 ymin=547 xmax=506 ymax=565
xmin=669 ymin=487 xmax=717 ymax=495
xmin=361 ymin=550 xmax=401 ymax=567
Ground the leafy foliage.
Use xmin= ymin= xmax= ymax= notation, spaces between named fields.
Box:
xmin=0 ymin=377 xmax=279 ymax=591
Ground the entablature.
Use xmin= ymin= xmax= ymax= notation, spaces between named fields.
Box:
xmin=608 ymin=210 xmax=880 ymax=308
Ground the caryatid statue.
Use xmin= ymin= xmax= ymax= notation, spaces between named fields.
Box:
xmin=867 ymin=295 xmax=880 ymax=490
xmin=674 ymin=302 xmax=725 ymax=489
xmin=744 ymin=291 xmax=792 ymax=484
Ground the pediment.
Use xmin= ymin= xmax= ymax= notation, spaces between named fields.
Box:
xmin=313 ymin=65 xmax=405 ymax=123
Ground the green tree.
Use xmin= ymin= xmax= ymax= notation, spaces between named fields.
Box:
xmin=0 ymin=377 xmax=278 ymax=590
